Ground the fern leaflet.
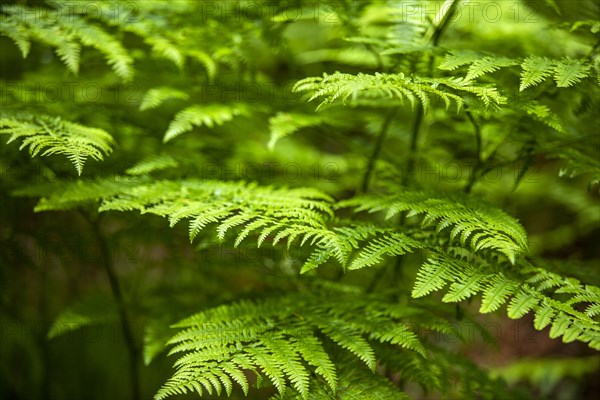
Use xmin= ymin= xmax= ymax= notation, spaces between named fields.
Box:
xmin=0 ymin=114 xmax=114 ymax=175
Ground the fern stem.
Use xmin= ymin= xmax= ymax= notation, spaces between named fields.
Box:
xmin=84 ymin=212 xmax=141 ymax=400
xmin=430 ymin=0 xmax=460 ymax=47
xmin=403 ymin=0 xmax=459 ymax=187
xmin=464 ymin=111 xmax=482 ymax=193
xmin=361 ymin=107 xmax=397 ymax=193
xmin=402 ymin=104 xmax=423 ymax=186
xmin=366 ymin=265 xmax=387 ymax=293
xmin=586 ymin=38 xmax=600 ymax=60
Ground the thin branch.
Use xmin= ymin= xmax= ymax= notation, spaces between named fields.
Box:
xmin=361 ymin=107 xmax=398 ymax=193
xmin=464 ymin=111 xmax=482 ymax=193
xmin=81 ymin=211 xmax=141 ymax=400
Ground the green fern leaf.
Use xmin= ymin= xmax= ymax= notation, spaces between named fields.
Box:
xmin=0 ymin=18 xmax=31 ymax=57
xmin=294 ymin=72 xmax=500 ymax=112
xmin=520 ymin=56 xmax=556 ymax=91
xmin=438 ymin=51 xmax=481 ymax=71
xmin=412 ymin=255 xmax=455 ymax=298
xmin=549 ymin=313 xmax=571 ymax=338
xmin=0 ymin=114 xmax=114 ymax=175
xmin=479 ymin=275 xmax=518 ymax=313
xmin=48 ymin=295 xmax=117 ymax=339
xmin=164 ymin=104 xmax=249 ymax=142
xmin=126 ymin=154 xmax=179 ymax=175
xmin=553 ymin=58 xmax=591 ymax=87
xmin=533 ymin=303 xmax=556 ymax=330
xmin=159 ymin=290 xmax=434 ymax=399
xmin=507 ymin=291 xmax=539 ymax=319
xmin=349 ymin=233 xmax=422 ymax=270
xmin=341 ymin=192 xmax=528 ymax=263
xmin=139 ymin=87 xmax=190 ymax=111
xmin=442 ymin=271 xmax=485 ymax=302
xmin=268 ymin=112 xmax=329 ymax=150
xmin=465 ymin=56 xmax=519 ymax=81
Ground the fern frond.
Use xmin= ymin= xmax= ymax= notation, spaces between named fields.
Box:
xmin=94 ymin=181 xmax=337 ymax=258
xmin=553 ymin=58 xmax=591 ymax=87
xmin=553 ymin=148 xmax=600 ymax=186
xmin=140 ymin=87 xmax=190 ymax=111
xmin=13 ymin=176 xmax=139 ymax=212
xmin=349 ymin=232 xmax=423 ymax=270
xmin=188 ymin=50 xmax=217 ymax=82
xmin=340 ymin=192 xmax=528 ymax=263
xmin=47 ymin=295 xmax=117 ymax=339
xmin=438 ymin=52 xmax=518 ymax=80
xmin=146 ymin=36 xmax=185 ymax=69
xmin=377 ymin=343 xmax=522 ymax=399
xmin=519 ymin=56 xmax=556 ymax=91
xmin=1 ymin=5 xmax=134 ymax=80
xmin=0 ymin=114 xmax=114 ymax=175
xmin=159 ymin=290 xmax=438 ymax=399
xmin=515 ymin=101 xmax=566 ymax=132
xmin=299 ymin=224 xmax=391 ymax=273
xmin=411 ymin=252 xmax=600 ymax=349
xmin=164 ymin=104 xmax=249 ymax=142
xmin=126 ymin=154 xmax=179 ymax=175
xmin=520 ymin=57 xmax=593 ymax=90
xmin=438 ymin=51 xmax=482 ymax=71
xmin=268 ymin=112 xmax=330 ymax=150
xmin=293 ymin=72 xmax=505 ymax=112
xmin=465 ymin=56 xmax=519 ymax=81
xmin=0 ymin=18 xmax=31 ymax=57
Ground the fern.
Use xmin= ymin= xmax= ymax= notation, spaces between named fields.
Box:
xmin=139 ymin=87 xmax=190 ymax=111
xmin=348 ymin=232 xmax=422 ymax=270
xmin=520 ymin=57 xmax=594 ymax=90
xmin=47 ymin=295 xmax=117 ymax=339
xmin=0 ymin=114 xmax=114 ymax=175
xmin=294 ymin=72 xmax=506 ymax=112
xmin=438 ymin=52 xmax=518 ymax=80
xmin=164 ymin=104 xmax=250 ymax=143
xmin=268 ymin=112 xmax=332 ymax=150
xmin=2 ymin=1 xmax=599 ymax=399
xmin=553 ymin=58 xmax=592 ymax=87
xmin=411 ymin=252 xmax=600 ymax=349
xmin=125 ymin=154 xmax=179 ymax=176
xmin=157 ymin=288 xmax=456 ymax=399
xmin=340 ymin=192 xmax=528 ymax=263
xmin=520 ymin=56 xmax=556 ymax=91
xmin=1 ymin=4 xmax=134 ymax=80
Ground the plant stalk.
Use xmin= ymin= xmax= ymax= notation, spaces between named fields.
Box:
xmin=86 ymin=213 xmax=140 ymax=400
xmin=464 ymin=111 xmax=482 ymax=193
xmin=361 ymin=107 xmax=398 ymax=193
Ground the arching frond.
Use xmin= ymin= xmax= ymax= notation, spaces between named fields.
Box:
xmin=164 ymin=104 xmax=250 ymax=142
xmin=157 ymin=289 xmax=452 ymax=400
xmin=139 ymin=87 xmax=190 ymax=111
xmin=293 ymin=72 xmax=506 ymax=112
xmin=411 ymin=252 xmax=600 ymax=349
xmin=0 ymin=114 xmax=114 ymax=175
xmin=340 ymin=192 xmax=528 ymax=263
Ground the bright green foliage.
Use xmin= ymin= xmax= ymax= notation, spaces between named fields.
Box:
xmin=340 ymin=192 xmax=528 ymax=263
xmin=1 ymin=4 xmax=134 ymax=80
xmin=268 ymin=113 xmax=337 ymax=150
xmin=411 ymin=252 xmax=600 ymax=349
xmin=294 ymin=72 xmax=506 ymax=112
xmin=157 ymin=286 xmax=459 ymax=399
xmin=0 ymin=114 xmax=114 ymax=175
xmin=1 ymin=0 xmax=599 ymax=399
xmin=164 ymin=104 xmax=250 ymax=143
xmin=139 ymin=87 xmax=190 ymax=112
